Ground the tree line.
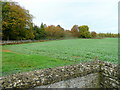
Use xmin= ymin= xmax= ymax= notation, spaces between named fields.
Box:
xmin=1 ymin=1 xmax=119 ymax=40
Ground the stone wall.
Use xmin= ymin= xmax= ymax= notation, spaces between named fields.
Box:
xmin=100 ymin=61 xmax=120 ymax=88
xmin=34 ymin=73 xmax=100 ymax=88
xmin=0 ymin=60 xmax=119 ymax=89
xmin=1 ymin=40 xmax=46 ymax=45
xmin=1 ymin=39 xmax=62 ymax=45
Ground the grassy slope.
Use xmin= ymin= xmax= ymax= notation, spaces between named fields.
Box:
xmin=2 ymin=38 xmax=118 ymax=76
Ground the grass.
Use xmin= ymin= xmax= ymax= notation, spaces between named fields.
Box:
xmin=2 ymin=52 xmax=75 ymax=76
xmin=2 ymin=38 xmax=118 ymax=76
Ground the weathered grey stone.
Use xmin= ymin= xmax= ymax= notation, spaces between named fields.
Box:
xmin=0 ymin=60 xmax=119 ymax=89
xmin=35 ymin=73 xmax=99 ymax=88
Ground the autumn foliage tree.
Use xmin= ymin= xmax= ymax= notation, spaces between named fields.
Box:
xmin=64 ymin=30 xmax=73 ymax=38
xmin=2 ymin=1 xmax=34 ymax=40
xmin=45 ymin=25 xmax=64 ymax=39
xmin=71 ymin=25 xmax=80 ymax=37
xmin=91 ymin=31 xmax=97 ymax=38
xmin=2 ymin=1 xmax=117 ymax=40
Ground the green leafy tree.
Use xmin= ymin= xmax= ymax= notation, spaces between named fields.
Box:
xmin=34 ymin=23 xmax=47 ymax=40
xmin=40 ymin=23 xmax=47 ymax=39
xmin=33 ymin=25 xmax=40 ymax=40
xmin=97 ymin=33 xmax=118 ymax=38
xmin=2 ymin=1 xmax=34 ymax=40
xmin=78 ymin=25 xmax=91 ymax=38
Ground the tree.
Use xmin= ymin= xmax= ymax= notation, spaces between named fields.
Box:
xmin=40 ymin=23 xmax=47 ymax=38
xmin=64 ymin=30 xmax=73 ymax=38
xmin=2 ymin=1 xmax=34 ymax=40
xmin=57 ymin=25 xmax=64 ymax=32
xmin=33 ymin=25 xmax=40 ymax=40
xmin=97 ymin=33 xmax=118 ymax=38
xmin=71 ymin=25 xmax=80 ymax=37
xmin=44 ymin=24 xmax=47 ymax=28
xmin=91 ymin=31 xmax=97 ymax=38
xmin=45 ymin=25 xmax=64 ymax=39
xmin=78 ymin=25 xmax=91 ymax=38
xmin=33 ymin=23 xmax=46 ymax=40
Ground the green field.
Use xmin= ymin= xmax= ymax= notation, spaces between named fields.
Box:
xmin=2 ymin=38 xmax=118 ymax=76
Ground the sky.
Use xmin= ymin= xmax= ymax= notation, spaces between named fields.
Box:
xmin=10 ymin=0 xmax=119 ymax=33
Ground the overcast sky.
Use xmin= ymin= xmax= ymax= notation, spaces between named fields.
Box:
xmin=12 ymin=0 xmax=119 ymax=33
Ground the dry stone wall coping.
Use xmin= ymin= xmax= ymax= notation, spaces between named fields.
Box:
xmin=100 ymin=61 xmax=120 ymax=88
xmin=0 ymin=60 xmax=119 ymax=89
